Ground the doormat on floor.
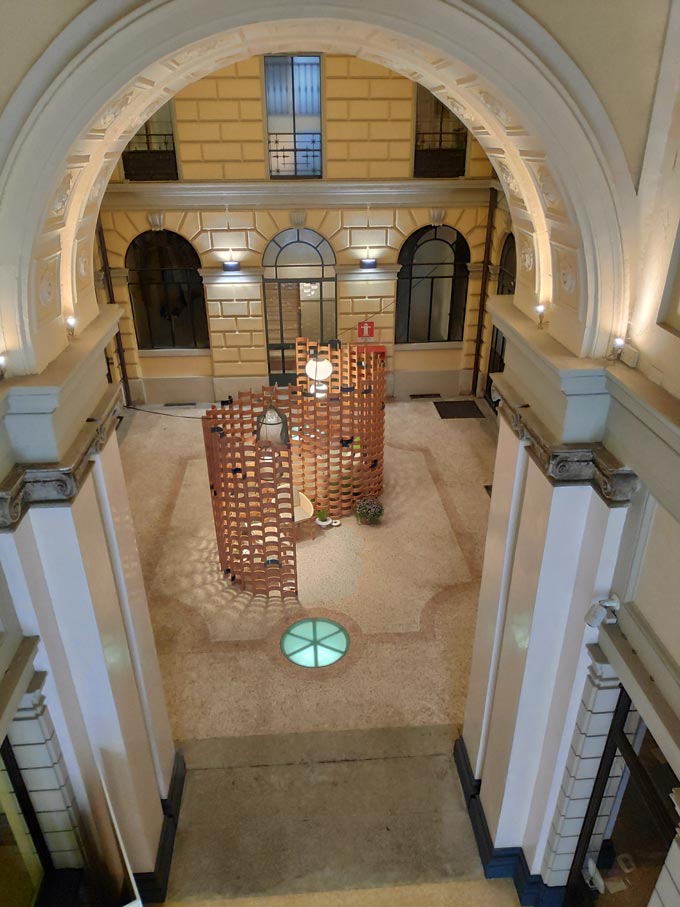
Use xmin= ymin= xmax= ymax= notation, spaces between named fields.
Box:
xmin=434 ymin=400 xmax=485 ymax=419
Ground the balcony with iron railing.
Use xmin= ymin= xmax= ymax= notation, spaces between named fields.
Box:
xmin=414 ymin=125 xmax=467 ymax=178
xmin=122 ymin=132 xmax=179 ymax=181
xmin=268 ymin=132 xmax=322 ymax=179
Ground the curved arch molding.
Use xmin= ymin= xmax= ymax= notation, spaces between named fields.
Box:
xmin=0 ymin=0 xmax=636 ymax=375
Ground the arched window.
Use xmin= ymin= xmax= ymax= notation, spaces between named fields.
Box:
xmin=497 ymin=233 xmax=516 ymax=294
xmin=395 ymin=225 xmax=470 ymax=343
xmin=125 ymin=230 xmax=208 ymax=350
xmin=262 ymin=228 xmax=336 ymax=384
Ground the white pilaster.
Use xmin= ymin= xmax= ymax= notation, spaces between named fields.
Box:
xmin=0 ymin=518 xmax=127 ymax=897
xmin=463 ymin=414 xmax=530 ymax=776
xmin=28 ymin=474 xmax=163 ymax=872
xmin=478 ymin=454 xmax=629 ymax=874
xmin=92 ymin=433 xmax=175 ymax=797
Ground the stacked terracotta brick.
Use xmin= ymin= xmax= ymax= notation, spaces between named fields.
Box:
xmin=202 ymin=338 xmax=386 ymax=598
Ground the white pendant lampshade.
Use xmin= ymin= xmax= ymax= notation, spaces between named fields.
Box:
xmin=304 ymin=357 xmax=333 ymax=382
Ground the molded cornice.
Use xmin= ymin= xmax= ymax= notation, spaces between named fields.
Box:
xmin=493 ymin=372 xmax=638 ymax=503
xmin=101 ymin=179 xmax=499 ymax=211
xmin=0 ymin=384 xmax=123 ymax=529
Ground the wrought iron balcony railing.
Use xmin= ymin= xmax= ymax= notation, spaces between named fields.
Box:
xmin=268 ymin=132 xmax=322 ymax=179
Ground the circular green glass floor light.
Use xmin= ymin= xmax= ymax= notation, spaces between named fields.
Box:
xmin=281 ymin=618 xmax=349 ymax=668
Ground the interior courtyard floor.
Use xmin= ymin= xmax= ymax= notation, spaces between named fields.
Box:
xmin=119 ymin=397 xmax=498 ymax=742
xmin=119 ymin=397 xmax=506 ymax=904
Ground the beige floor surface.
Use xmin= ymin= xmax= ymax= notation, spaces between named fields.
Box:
xmin=119 ymin=399 xmax=497 ymax=742
xmin=119 ymin=399 xmax=512 ymax=906
xmin=163 ymin=878 xmax=519 ymax=907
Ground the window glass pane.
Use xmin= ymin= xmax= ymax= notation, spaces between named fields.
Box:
xmin=279 ymin=283 xmax=301 ymax=344
xmin=265 ymin=56 xmax=294 ymax=126
xmin=581 ymin=746 xmax=671 ymax=905
xmin=395 ymin=280 xmax=410 ymax=343
xmin=125 ymin=232 xmax=208 ymax=349
xmin=414 ymin=84 xmax=467 ymax=178
xmin=264 ymin=282 xmax=283 ymax=346
xmin=277 ymin=242 xmax=320 ymax=268
xmin=408 ymin=279 xmax=431 ymax=341
xmin=430 ymin=277 xmax=452 ymax=341
xmin=265 ymin=55 xmax=321 ymax=178
xmin=293 ymin=57 xmax=321 ymax=125
xmin=413 ymin=239 xmax=454 ymax=265
xmin=300 ymin=283 xmax=321 ymax=338
xmin=321 ymin=281 xmax=336 ymax=341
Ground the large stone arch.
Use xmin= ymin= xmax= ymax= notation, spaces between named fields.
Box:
xmin=0 ymin=0 xmax=636 ymax=376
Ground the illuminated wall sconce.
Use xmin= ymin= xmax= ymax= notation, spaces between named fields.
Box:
xmin=66 ymin=315 xmax=77 ymax=338
xmin=535 ymin=304 xmax=545 ymax=329
xmin=607 ymin=336 xmax=626 ymax=361
xmin=0 ymin=354 xmax=6 ymax=380
xmin=223 ymin=260 xmax=240 ymax=272
xmin=360 ymin=246 xmax=377 ymax=269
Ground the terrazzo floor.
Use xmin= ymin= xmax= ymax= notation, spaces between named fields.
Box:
xmin=119 ymin=398 xmax=498 ymax=742
xmin=118 ymin=397 xmax=508 ymax=904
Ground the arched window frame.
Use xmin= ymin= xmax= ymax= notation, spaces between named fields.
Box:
xmin=497 ymin=232 xmax=516 ymax=295
xmin=262 ymin=228 xmax=337 ymax=384
xmin=125 ymin=230 xmax=209 ymax=351
xmin=395 ymin=224 xmax=470 ymax=344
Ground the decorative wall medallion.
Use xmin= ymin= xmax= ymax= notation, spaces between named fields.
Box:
xmin=94 ymin=91 xmax=135 ymax=131
xmin=50 ymin=172 xmax=75 ymax=218
xmin=38 ymin=259 xmax=59 ymax=308
xmin=478 ymin=90 xmax=513 ymax=127
xmin=557 ymin=251 xmax=576 ymax=294
xmin=519 ymin=236 xmax=534 ymax=272
xmin=496 ymin=161 xmax=521 ymax=198
xmin=537 ymin=167 xmax=561 ymax=209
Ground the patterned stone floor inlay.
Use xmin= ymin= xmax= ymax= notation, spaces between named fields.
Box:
xmin=281 ymin=618 xmax=350 ymax=668
xmin=119 ymin=399 xmax=497 ymax=741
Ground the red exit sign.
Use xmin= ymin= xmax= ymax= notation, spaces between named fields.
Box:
xmin=358 ymin=320 xmax=374 ymax=339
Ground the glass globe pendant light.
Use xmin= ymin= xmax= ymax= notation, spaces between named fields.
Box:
xmin=255 ymin=403 xmax=290 ymax=447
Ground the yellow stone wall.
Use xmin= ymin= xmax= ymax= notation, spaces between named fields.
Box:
xmin=173 ymin=58 xmax=266 ymax=180
xmin=137 ymin=54 xmax=494 ymax=183
xmin=324 ymin=56 xmax=414 ymax=180
xmin=100 ymin=204 xmax=491 ymax=390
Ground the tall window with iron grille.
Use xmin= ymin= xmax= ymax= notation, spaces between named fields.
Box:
xmin=264 ymin=55 xmax=322 ymax=178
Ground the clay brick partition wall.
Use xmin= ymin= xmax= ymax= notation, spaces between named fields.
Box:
xmin=293 ymin=338 xmax=386 ymax=517
xmin=203 ymin=408 xmax=298 ymax=598
xmin=202 ymin=338 xmax=386 ymax=597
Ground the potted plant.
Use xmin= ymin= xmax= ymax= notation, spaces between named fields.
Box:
xmin=355 ymin=496 xmax=384 ymax=525
xmin=316 ymin=506 xmax=332 ymax=528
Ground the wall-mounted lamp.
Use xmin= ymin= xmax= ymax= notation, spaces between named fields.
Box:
xmin=535 ymin=304 xmax=545 ymax=329
xmin=610 ymin=336 xmax=625 ymax=359
xmin=360 ymin=246 xmax=377 ymax=269
xmin=585 ymin=594 xmax=620 ymax=628
xmin=223 ymin=260 xmax=240 ymax=272
xmin=66 ymin=315 xmax=77 ymax=338
xmin=0 ymin=354 xmax=7 ymax=380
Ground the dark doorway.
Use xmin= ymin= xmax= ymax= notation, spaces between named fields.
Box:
xmin=566 ymin=688 xmax=677 ymax=906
